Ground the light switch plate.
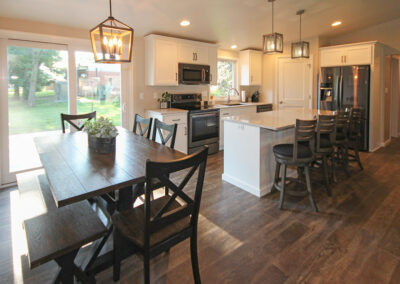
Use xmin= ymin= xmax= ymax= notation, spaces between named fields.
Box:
xmin=153 ymin=92 xmax=158 ymax=99
xmin=139 ymin=92 xmax=144 ymax=100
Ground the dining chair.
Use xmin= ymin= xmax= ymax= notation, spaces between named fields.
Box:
xmin=272 ymin=118 xmax=318 ymax=212
xmin=61 ymin=111 xmax=96 ymax=133
xmin=133 ymin=114 xmax=153 ymax=139
xmin=113 ymin=146 xmax=209 ymax=284
xmin=151 ymin=119 xmax=178 ymax=149
xmin=314 ymin=114 xmax=337 ymax=196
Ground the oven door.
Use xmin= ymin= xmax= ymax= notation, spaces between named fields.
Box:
xmin=189 ymin=112 xmax=219 ymax=148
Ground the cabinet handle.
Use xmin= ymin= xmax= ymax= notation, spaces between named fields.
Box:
xmin=195 ymin=53 xmax=198 ymax=61
xmin=193 ymin=52 xmax=195 ymax=61
xmin=223 ymin=113 xmax=229 ymax=115
xmin=344 ymin=55 xmax=347 ymax=63
xmin=251 ymin=75 xmax=253 ymax=83
xmin=210 ymin=74 xmax=213 ymax=82
xmin=184 ymin=126 xmax=187 ymax=135
xmin=176 ymin=72 xmax=178 ymax=81
xmin=172 ymin=119 xmax=181 ymax=122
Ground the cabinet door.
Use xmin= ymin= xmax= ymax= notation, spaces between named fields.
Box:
xmin=250 ymin=52 xmax=262 ymax=85
xmin=208 ymin=47 xmax=218 ymax=85
xmin=178 ymin=43 xmax=196 ymax=63
xmin=155 ymin=39 xmax=178 ymax=85
xmin=193 ymin=45 xmax=209 ymax=65
xmin=174 ymin=123 xmax=188 ymax=154
xmin=320 ymin=48 xmax=345 ymax=67
xmin=345 ymin=45 xmax=372 ymax=65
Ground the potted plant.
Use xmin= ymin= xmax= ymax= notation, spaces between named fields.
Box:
xmin=158 ymin=92 xmax=171 ymax=109
xmin=84 ymin=116 xmax=119 ymax=154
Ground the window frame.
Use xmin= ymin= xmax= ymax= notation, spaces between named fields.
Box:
xmin=211 ymin=58 xmax=240 ymax=102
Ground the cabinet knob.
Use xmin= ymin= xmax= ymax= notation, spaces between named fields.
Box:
xmin=279 ymin=101 xmax=283 ymax=104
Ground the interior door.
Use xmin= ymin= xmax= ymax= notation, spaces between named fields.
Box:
xmin=277 ymin=57 xmax=312 ymax=109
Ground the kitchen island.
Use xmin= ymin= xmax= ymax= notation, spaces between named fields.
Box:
xmin=222 ymin=108 xmax=332 ymax=197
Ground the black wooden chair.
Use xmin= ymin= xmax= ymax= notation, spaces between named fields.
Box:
xmin=314 ymin=114 xmax=337 ymax=196
xmin=272 ymin=119 xmax=318 ymax=212
xmin=347 ymin=108 xmax=364 ymax=170
xmin=133 ymin=114 xmax=153 ymax=139
xmin=113 ymin=146 xmax=209 ymax=284
xmin=334 ymin=109 xmax=351 ymax=176
xmin=61 ymin=111 xmax=96 ymax=133
xmin=151 ymin=118 xmax=178 ymax=149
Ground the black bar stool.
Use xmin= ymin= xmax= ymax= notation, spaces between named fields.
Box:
xmin=272 ymin=118 xmax=318 ymax=212
xmin=333 ymin=109 xmax=350 ymax=176
xmin=347 ymin=108 xmax=364 ymax=170
xmin=314 ymin=114 xmax=337 ymax=196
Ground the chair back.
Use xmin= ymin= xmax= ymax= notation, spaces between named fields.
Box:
xmin=144 ymin=146 xmax=208 ymax=248
xmin=151 ymin=119 xmax=178 ymax=149
xmin=316 ymin=114 xmax=337 ymax=152
xmin=336 ymin=109 xmax=350 ymax=140
xmin=293 ymin=118 xmax=317 ymax=161
xmin=349 ymin=108 xmax=363 ymax=139
xmin=61 ymin=111 xmax=96 ymax=133
xmin=133 ymin=114 xmax=153 ymax=139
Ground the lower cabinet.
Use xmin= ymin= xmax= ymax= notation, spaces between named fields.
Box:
xmin=219 ymin=106 xmax=257 ymax=150
xmin=145 ymin=111 xmax=188 ymax=154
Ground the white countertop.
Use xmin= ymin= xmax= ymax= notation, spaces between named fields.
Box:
xmin=222 ymin=108 xmax=333 ymax=131
xmin=212 ymin=102 xmax=271 ymax=109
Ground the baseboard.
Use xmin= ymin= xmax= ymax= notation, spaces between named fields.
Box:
xmin=370 ymin=145 xmax=382 ymax=152
xmin=383 ymin=139 xmax=392 ymax=147
xmin=222 ymin=173 xmax=270 ymax=198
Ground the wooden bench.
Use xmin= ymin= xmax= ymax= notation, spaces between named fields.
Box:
xmin=17 ymin=170 xmax=108 ymax=284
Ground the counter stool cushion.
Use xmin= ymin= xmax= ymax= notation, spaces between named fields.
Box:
xmin=273 ymin=144 xmax=312 ymax=159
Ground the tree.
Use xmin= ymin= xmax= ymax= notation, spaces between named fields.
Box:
xmin=8 ymin=46 xmax=63 ymax=106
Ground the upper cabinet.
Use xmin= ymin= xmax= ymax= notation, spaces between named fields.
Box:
xmin=240 ymin=50 xmax=262 ymax=86
xmin=145 ymin=34 xmax=218 ymax=86
xmin=178 ymin=43 xmax=209 ymax=65
xmin=320 ymin=42 xmax=373 ymax=67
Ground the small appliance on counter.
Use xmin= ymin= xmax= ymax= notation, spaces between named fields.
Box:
xmin=251 ymin=91 xmax=260 ymax=102
xmin=241 ymin=90 xmax=247 ymax=102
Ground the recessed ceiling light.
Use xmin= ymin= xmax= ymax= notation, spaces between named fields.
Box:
xmin=331 ymin=21 xmax=342 ymax=27
xmin=180 ymin=20 xmax=190 ymax=27
xmin=231 ymin=44 xmax=237 ymax=49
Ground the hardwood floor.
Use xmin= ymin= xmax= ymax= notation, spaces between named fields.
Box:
xmin=1 ymin=139 xmax=400 ymax=283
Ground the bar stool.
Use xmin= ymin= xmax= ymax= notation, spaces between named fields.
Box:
xmin=334 ymin=109 xmax=350 ymax=176
xmin=272 ymin=118 xmax=318 ymax=212
xmin=314 ymin=114 xmax=337 ymax=196
xmin=347 ymin=108 xmax=364 ymax=170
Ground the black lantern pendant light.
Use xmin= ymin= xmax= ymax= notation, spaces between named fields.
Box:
xmin=291 ymin=10 xmax=309 ymax=59
xmin=263 ymin=0 xmax=283 ymax=54
xmin=90 ymin=0 xmax=134 ymax=63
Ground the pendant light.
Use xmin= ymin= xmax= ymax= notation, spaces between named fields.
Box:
xmin=263 ymin=0 xmax=283 ymax=54
xmin=90 ymin=0 xmax=134 ymax=63
xmin=291 ymin=10 xmax=309 ymax=59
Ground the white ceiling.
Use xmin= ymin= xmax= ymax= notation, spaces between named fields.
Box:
xmin=1 ymin=0 xmax=400 ymax=49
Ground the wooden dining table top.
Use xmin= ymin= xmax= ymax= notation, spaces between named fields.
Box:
xmin=34 ymin=127 xmax=186 ymax=208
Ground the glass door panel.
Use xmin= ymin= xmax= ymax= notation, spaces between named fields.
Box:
xmin=75 ymin=51 xmax=121 ymax=125
xmin=7 ymin=46 xmax=69 ymax=173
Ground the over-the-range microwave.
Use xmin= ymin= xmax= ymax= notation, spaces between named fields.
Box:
xmin=178 ymin=63 xmax=210 ymax=85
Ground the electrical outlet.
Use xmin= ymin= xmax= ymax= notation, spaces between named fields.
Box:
xmin=139 ymin=92 xmax=144 ymax=100
xmin=153 ymin=92 xmax=158 ymax=99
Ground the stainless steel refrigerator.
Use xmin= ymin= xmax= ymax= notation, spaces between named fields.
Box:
xmin=318 ymin=65 xmax=370 ymax=151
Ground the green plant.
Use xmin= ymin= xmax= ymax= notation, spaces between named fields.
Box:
xmin=157 ymin=92 xmax=171 ymax=103
xmin=83 ymin=116 xmax=118 ymax=138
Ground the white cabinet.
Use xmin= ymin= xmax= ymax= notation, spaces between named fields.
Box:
xmin=240 ymin=50 xmax=262 ymax=86
xmin=178 ymin=43 xmax=209 ymax=65
xmin=320 ymin=43 xmax=373 ymax=67
xmin=145 ymin=111 xmax=188 ymax=154
xmin=145 ymin=34 xmax=218 ymax=86
xmin=208 ymin=47 xmax=218 ymax=85
xmin=145 ymin=36 xmax=178 ymax=86
xmin=219 ymin=105 xmax=257 ymax=150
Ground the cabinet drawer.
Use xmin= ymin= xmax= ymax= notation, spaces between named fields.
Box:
xmin=163 ymin=114 xmax=187 ymax=125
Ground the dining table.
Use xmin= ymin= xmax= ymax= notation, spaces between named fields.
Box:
xmin=33 ymin=126 xmax=186 ymax=276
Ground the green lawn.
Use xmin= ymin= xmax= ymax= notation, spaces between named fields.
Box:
xmin=8 ymin=92 xmax=121 ymax=135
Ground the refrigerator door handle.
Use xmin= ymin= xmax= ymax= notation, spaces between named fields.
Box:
xmin=338 ymin=74 xmax=343 ymax=109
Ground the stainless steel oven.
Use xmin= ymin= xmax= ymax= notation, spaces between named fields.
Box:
xmin=188 ymin=109 xmax=219 ymax=154
xmin=178 ymin=63 xmax=210 ymax=85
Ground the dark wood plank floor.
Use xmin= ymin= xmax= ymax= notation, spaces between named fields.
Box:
xmin=1 ymin=139 xmax=400 ymax=283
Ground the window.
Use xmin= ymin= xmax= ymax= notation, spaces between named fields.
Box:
xmin=210 ymin=59 xmax=237 ymax=98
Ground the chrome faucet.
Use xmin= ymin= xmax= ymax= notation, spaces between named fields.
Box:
xmin=227 ymin=88 xmax=240 ymax=104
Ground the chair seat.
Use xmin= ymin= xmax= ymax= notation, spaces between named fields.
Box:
xmin=113 ymin=196 xmax=190 ymax=247
xmin=273 ymin=144 xmax=313 ymax=159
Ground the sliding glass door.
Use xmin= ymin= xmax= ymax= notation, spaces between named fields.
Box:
xmin=0 ymin=39 xmax=128 ymax=185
